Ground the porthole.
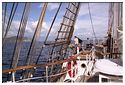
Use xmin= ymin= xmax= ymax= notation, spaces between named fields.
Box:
xmin=81 ymin=63 xmax=86 ymax=68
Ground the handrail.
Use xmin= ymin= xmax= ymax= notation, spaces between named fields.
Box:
xmin=3 ymin=50 xmax=122 ymax=73
xmin=16 ymin=66 xmax=73 ymax=82
xmin=2 ymin=51 xmax=91 ymax=73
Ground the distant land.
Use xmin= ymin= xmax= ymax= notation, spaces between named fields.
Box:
xmin=3 ymin=36 xmax=54 ymax=43
xmin=3 ymin=36 xmax=103 ymax=45
xmin=3 ymin=36 xmax=32 ymax=42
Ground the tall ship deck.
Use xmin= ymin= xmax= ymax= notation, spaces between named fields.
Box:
xmin=2 ymin=2 xmax=123 ymax=83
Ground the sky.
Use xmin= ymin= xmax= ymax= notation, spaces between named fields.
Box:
xmin=2 ymin=2 xmax=109 ymax=41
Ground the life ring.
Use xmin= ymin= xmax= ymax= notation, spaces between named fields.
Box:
xmin=68 ymin=59 xmax=77 ymax=78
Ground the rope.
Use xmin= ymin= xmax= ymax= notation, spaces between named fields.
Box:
xmin=6 ymin=3 xmax=30 ymax=81
xmin=25 ymin=3 xmax=48 ymax=66
xmin=87 ymin=3 xmax=97 ymax=42
xmin=116 ymin=27 xmax=122 ymax=40
xmin=117 ymin=27 xmax=122 ymax=34
xmin=3 ymin=3 xmax=18 ymax=44
xmin=11 ymin=3 xmax=31 ymax=69
xmin=108 ymin=3 xmax=114 ymax=35
xmin=16 ymin=67 xmax=73 ymax=82
xmin=17 ymin=53 xmax=92 ymax=82
xmin=4 ymin=3 xmax=18 ymax=81
xmin=48 ymin=3 xmax=75 ymax=74
xmin=16 ymin=52 xmax=95 ymax=82
xmin=24 ymin=3 xmax=48 ymax=79
xmin=35 ymin=3 xmax=62 ymax=64
xmin=2 ymin=3 xmax=7 ymax=38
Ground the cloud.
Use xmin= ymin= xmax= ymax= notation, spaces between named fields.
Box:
xmin=6 ymin=20 xmax=50 ymax=39
xmin=37 ymin=3 xmax=109 ymax=40
xmin=48 ymin=3 xmax=59 ymax=11
xmin=40 ymin=19 xmax=61 ymax=40
xmin=74 ymin=3 xmax=109 ymax=39
xmin=25 ymin=20 xmax=50 ymax=39
xmin=74 ymin=16 xmax=108 ymax=39
xmin=38 ymin=3 xmax=43 ymax=8
xmin=4 ymin=3 xmax=109 ymax=41
xmin=5 ymin=15 xmax=62 ymax=41
xmin=38 ymin=3 xmax=59 ymax=11
xmin=79 ymin=3 xmax=109 ymax=17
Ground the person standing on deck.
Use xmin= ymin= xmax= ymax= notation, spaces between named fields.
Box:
xmin=86 ymin=38 xmax=90 ymax=49
xmin=74 ymin=36 xmax=83 ymax=54
xmin=74 ymin=36 xmax=79 ymax=45
xmin=106 ymin=33 xmax=113 ymax=58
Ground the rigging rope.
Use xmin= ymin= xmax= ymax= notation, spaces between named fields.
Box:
xmin=2 ymin=3 xmax=7 ymax=38
xmin=45 ymin=3 xmax=62 ymax=44
xmin=11 ymin=3 xmax=31 ymax=69
xmin=49 ymin=3 xmax=80 ymax=75
xmin=6 ymin=3 xmax=31 ymax=81
xmin=35 ymin=3 xmax=62 ymax=64
xmin=60 ymin=3 xmax=79 ymax=59
xmin=3 ymin=3 xmax=18 ymax=44
xmin=25 ymin=3 xmax=48 ymax=66
xmin=24 ymin=3 xmax=48 ymax=79
xmin=87 ymin=3 xmax=97 ymax=43
xmin=12 ymin=49 xmax=94 ymax=82
xmin=108 ymin=3 xmax=114 ymax=35
xmin=4 ymin=3 xmax=18 ymax=81
xmin=48 ymin=3 xmax=71 ymax=61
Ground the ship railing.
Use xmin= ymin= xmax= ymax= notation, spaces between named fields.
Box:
xmin=2 ymin=51 xmax=91 ymax=82
xmin=95 ymin=50 xmax=122 ymax=59
xmin=3 ymin=48 xmax=122 ymax=82
xmin=15 ymin=67 xmax=75 ymax=82
xmin=95 ymin=45 xmax=122 ymax=59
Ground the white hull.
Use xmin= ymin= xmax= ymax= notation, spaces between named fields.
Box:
xmin=59 ymin=58 xmax=123 ymax=82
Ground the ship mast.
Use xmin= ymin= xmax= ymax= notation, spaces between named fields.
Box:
xmin=107 ymin=3 xmax=123 ymax=58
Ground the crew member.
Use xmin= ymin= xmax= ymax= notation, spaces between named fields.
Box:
xmin=74 ymin=36 xmax=83 ymax=54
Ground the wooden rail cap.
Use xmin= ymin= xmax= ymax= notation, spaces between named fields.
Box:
xmin=3 ymin=51 xmax=91 ymax=73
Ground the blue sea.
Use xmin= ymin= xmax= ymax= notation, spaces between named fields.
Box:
xmin=2 ymin=41 xmax=64 ymax=82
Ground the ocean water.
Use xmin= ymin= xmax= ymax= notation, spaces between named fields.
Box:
xmin=2 ymin=40 xmax=94 ymax=82
xmin=3 ymin=41 xmax=45 ymax=68
xmin=2 ymin=41 xmax=64 ymax=82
